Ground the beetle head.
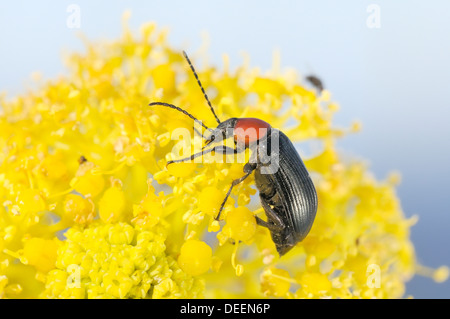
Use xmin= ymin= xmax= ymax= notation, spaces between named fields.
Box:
xmin=203 ymin=118 xmax=238 ymax=147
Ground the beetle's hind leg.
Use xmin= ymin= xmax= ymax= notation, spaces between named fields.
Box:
xmin=256 ymin=197 xmax=285 ymax=232
xmin=255 ymin=216 xmax=283 ymax=232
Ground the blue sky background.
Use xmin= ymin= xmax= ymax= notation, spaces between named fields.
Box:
xmin=1 ymin=0 xmax=449 ymax=298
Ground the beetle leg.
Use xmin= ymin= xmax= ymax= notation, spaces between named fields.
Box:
xmin=243 ymin=162 xmax=257 ymax=174
xmin=255 ymin=215 xmax=283 ymax=232
xmin=167 ymin=145 xmax=244 ymax=165
xmin=254 ymin=216 xmax=272 ymax=228
xmin=258 ymin=197 xmax=285 ymax=231
xmin=214 ymin=167 xmax=256 ymax=221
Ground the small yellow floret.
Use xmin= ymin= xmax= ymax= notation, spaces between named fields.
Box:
xmin=23 ymin=238 xmax=60 ymax=273
xmin=72 ymin=163 xmax=105 ymax=198
xmin=17 ymin=189 xmax=46 ymax=215
xmin=261 ymin=267 xmax=291 ymax=297
xmin=224 ymin=206 xmax=256 ymax=242
xmin=198 ymin=186 xmax=224 ymax=217
xmin=151 ymin=63 xmax=176 ymax=94
xmin=167 ymin=162 xmax=197 ymax=178
xmin=63 ymin=194 xmax=95 ymax=224
xmin=433 ymin=266 xmax=450 ymax=283
xmin=299 ymin=272 xmax=332 ymax=295
xmin=98 ymin=185 xmax=126 ymax=223
xmin=177 ymin=240 xmax=212 ymax=276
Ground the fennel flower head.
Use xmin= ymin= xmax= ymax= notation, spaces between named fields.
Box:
xmin=0 ymin=15 xmax=448 ymax=299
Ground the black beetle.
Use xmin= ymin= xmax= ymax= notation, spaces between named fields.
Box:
xmin=150 ymin=51 xmax=318 ymax=256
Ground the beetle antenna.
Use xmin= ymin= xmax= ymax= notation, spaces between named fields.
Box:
xmin=182 ymin=51 xmax=221 ymax=125
xmin=149 ymin=102 xmax=212 ymax=131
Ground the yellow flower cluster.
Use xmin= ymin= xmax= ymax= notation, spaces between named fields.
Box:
xmin=0 ymin=13 xmax=447 ymax=298
xmin=41 ymin=221 xmax=204 ymax=298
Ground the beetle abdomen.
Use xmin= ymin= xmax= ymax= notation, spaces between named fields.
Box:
xmin=254 ymin=129 xmax=318 ymax=256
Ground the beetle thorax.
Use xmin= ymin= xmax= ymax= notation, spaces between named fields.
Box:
xmin=234 ymin=118 xmax=271 ymax=146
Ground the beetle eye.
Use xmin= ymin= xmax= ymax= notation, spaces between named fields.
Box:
xmin=202 ymin=133 xmax=215 ymax=149
xmin=206 ymin=134 xmax=216 ymax=145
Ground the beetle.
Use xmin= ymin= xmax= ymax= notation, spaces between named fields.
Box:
xmin=150 ymin=51 xmax=318 ymax=256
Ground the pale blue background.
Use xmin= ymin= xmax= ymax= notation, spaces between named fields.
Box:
xmin=1 ymin=0 xmax=449 ymax=298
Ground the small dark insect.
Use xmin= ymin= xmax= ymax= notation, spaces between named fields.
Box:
xmin=306 ymin=75 xmax=324 ymax=92
xmin=150 ymin=51 xmax=318 ymax=256
xmin=78 ymin=155 xmax=88 ymax=164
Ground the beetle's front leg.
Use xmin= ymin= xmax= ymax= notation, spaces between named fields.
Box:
xmin=167 ymin=145 xmax=244 ymax=165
